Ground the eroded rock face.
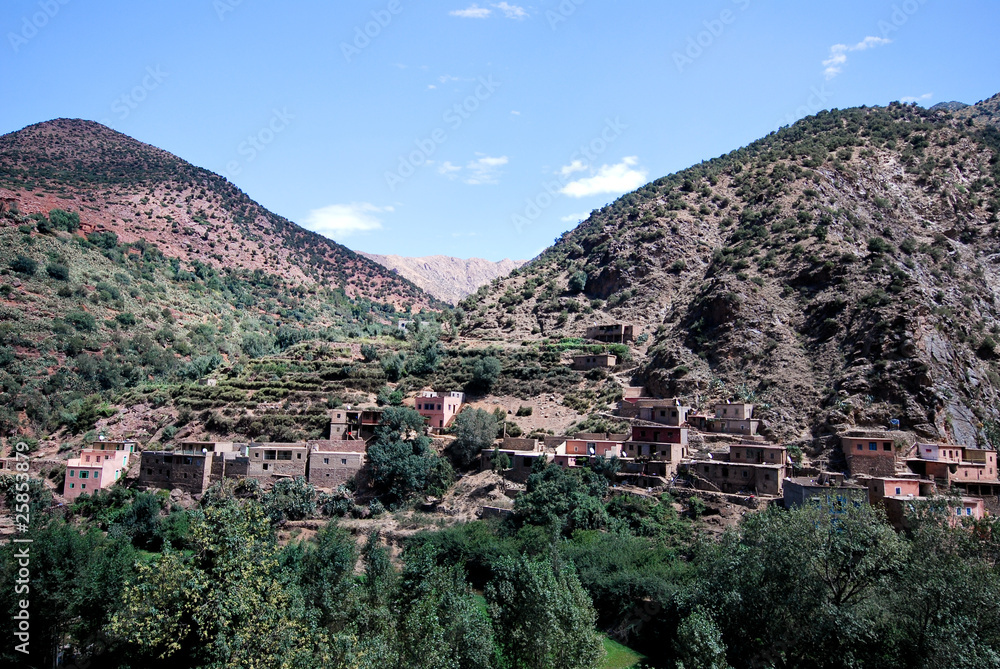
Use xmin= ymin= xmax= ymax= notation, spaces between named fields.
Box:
xmin=360 ymin=253 xmax=525 ymax=305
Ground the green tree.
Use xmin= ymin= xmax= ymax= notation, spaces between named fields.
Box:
xmin=367 ymin=407 xmax=454 ymax=505
xmin=262 ymin=476 xmax=317 ymax=522
xmin=487 ymin=553 xmax=605 ymax=669
xmin=569 ymin=270 xmax=588 ymax=293
xmin=49 ymin=208 xmax=80 ymax=232
xmin=674 ymin=609 xmax=732 ymax=669
xmin=45 ymin=262 xmax=69 ymax=280
xmin=449 ymin=408 xmax=499 ymax=468
xmin=469 ymin=356 xmax=502 ymax=393
xmin=9 ymin=254 xmax=37 ymax=275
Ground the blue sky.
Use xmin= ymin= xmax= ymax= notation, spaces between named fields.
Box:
xmin=1 ymin=0 xmax=998 ymax=262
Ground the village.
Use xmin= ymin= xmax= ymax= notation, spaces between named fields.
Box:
xmin=2 ymin=322 xmax=997 ymax=531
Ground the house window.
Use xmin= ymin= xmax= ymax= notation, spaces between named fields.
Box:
xmin=857 ymin=445 xmax=863 ymax=451
xmin=341 ymin=458 xmax=347 ymax=465
xmin=966 ymin=507 xmax=973 ymax=516
xmin=324 ymin=458 xmax=330 ymax=465
xmin=70 ymin=483 xmax=74 ymax=489
xmin=883 ymin=443 xmax=892 ymax=451
xmin=264 ymin=450 xmax=277 ymax=460
xmin=735 ymin=452 xmax=741 ymax=459
xmin=85 ymin=456 xmax=91 ymax=462
xmin=895 ymin=487 xmax=902 ymax=495
xmin=277 ymin=451 xmax=292 ymax=461
xmin=79 ymin=471 xmax=89 ymax=479
xmin=956 ymin=508 xmax=962 ymax=516
xmin=95 ymin=456 xmax=101 ymax=463
xmin=81 ymin=484 xmax=86 ymax=489
xmin=70 ymin=470 xmax=75 ymax=477
xmin=263 ymin=463 xmax=269 ymax=471
xmin=297 ymin=453 xmax=302 ymax=459
xmin=869 ymin=443 xmax=878 ymax=451
xmin=94 ymin=472 xmax=99 ymax=478
xmin=742 ymin=471 xmax=748 ymax=478
xmin=147 ymin=468 xmax=152 ymax=475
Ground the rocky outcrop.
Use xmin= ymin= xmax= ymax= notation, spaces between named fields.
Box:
xmin=359 ymin=253 xmax=525 ymax=305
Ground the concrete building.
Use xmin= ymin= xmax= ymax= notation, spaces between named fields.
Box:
xmin=584 ymin=323 xmax=634 ymax=344
xmin=904 ymin=444 xmax=999 ymax=488
xmin=571 ymin=354 xmax=617 ymax=370
xmin=64 ymin=440 xmax=136 ymax=501
xmin=882 ymin=495 xmax=986 ymax=531
xmin=416 ymin=391 xmax=465 ymax=429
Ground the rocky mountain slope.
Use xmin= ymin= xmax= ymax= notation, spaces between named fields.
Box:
xmin=360 ymin=253 xmax=525 ymax=304
xmin=0 ymin=119 xmax=438 ymax=309
xmin=463 ymin=94 xmax=1000 ymax=447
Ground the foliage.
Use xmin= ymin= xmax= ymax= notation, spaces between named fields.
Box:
xmin=9 ymin=254 xmax=37 ymax=275
xmin=449 ymin=408 xmax=499 ymax=468
xmin=469 ymin=355 xmax=502 ymax=393
xmin=367 ymin=406 xmax=454 ymax=506
xmin=262 ymin=476 xmax=317 ymax=522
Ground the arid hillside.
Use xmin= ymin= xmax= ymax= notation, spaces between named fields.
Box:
xmin=462 ymin=94 xmax=1000 ymax=446
xmin=361 ymin=253 xmax=525 ymax=304
xmin=0 ymin=119 xmax=439 ymax=309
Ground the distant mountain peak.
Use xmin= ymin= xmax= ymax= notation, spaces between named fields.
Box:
xmin=360 ymin=252 xmax=525 ymax=304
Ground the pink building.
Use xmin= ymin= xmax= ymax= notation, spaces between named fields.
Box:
xmin=64 ymin=440 xmax=136 ymax=501
xmin=416 ymin=391 xmax=465 ymax=429
xmin=552 ymin=439 xmax=624 ymax=469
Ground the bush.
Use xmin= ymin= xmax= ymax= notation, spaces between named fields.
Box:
xmin=49 ymin=209 xmax=81 ymax=232
xmin=469 ymin=356 xmax=502 ymax=392
xmin=87 ymin=230 xmax=119 ymax=249
xmin=568 ymin=270 xmax=588 ymax=293
xmin=10 ymin=254 xmax=37 ymax=275
xmin=45 ymin=263 xmax=69 ymax=281
xmin=66 ymin=311 xmax=97 ymax=332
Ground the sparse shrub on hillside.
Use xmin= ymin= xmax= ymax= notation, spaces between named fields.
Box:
xmin=469 ymin=356 xmax=502 ymax=393
xmin=49 ymin=208 xmax=80 ymax=232
xmin=65 ymin=311 xmax=96 ymax=332
xmin=45 ymin=262 xmax=69 ymax=280
xmin=568 ymin=270 xmax=587 ymax=293
xmin=10 ymin=254 xmax=37 ymax=275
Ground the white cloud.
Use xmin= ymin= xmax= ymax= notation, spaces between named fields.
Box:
xmin=450 ymin=3 xmax=527 ymax=19
xmin=465 ymin=154 xmax=508 ymax=184
xmin=494 ymin=2 xmax=527 ymax=19
xmin=559 ymin=159 xmax=588 ymax=178
xmin=303 ymin=203 xmax=392 ymax=239
xmin=439 ymin=154 xmax=509 ymax=184
xmin=510 ymin=110 xmax=521 ymax=116
xmin=823 ymin=36 xmax=891 ymax=79
xmin=450 ymin=4 xmax=492 ymax=18
xmin=900 ymin=92 xmax=933 ymax=103
xmin=561 ymin=212 xmax=590 ymax=223
xmin=560 ymin=157 xmax=648 ymax=198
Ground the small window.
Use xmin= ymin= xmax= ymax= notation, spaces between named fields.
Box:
xmin=742 ymin=470 xmax=748 ymax=478
xmin=956 ymin=508 xmax=962 ymax=516
xmin=883 ymin=443 xmax=892 ymax=452
xmin=81 ymin=484 xmax=86 ymax=489
xmin=857 ymin=444 xmax=863 ymax=451
xmin=70 ymin=470 xmax=75 ymax=477
xmin=323 ymin=458 xmax=330 ymax=465
xmin=147 ymin=468 xmax=152 ymax=475
xmin=895 ymin=487 xmax=901 ymax=495
xmin=869 ymin=443 xmax=878 ymax=451
xmin=79 ymin=471 xmax=89 ymax=479
xmin=341 ymin=458 xmax=347 ymax=465
xmin=966 ymin=507 xmax=973 ymax=516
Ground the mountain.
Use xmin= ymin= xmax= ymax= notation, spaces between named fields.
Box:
xmin=0 ymin=119 xmax=438 ymax=309
xmin=360 ymin=252 xmax=525 ymax=304
xmin=462 ymin=94 xmax=1000 ymax=447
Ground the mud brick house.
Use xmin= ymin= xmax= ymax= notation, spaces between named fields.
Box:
xmin=904 ymin=444 xmax=999 ymax=490
xmin=64 ymin=440 xmax=136 ymax=501
xmin=571 ymin=353 xmax=617 ymax=370
xmin=480 ymin=439 xmax=552 ymax=482
xmin=689 ymin=402 xmax=760 ymax=436
xmin=247 ymin=443 xmax=309 ymax=482
xmin=584 ymin=323 xmax=634 ymax=343
xmin=882 ymin=495 xmax=986 ymax=531
xmin=329 ymin=409 xmax=364 ymax=440
xmin=552 ymin=438 xmax=624 ymax=469
xmin=681 ymin=443 xmax=788 ymax=496
xmin=307 ymin=440 xmax=367 ymax=487
xmin=783 ymin=472 xmax=866 ymax=509
xmin=620 ymin=423 xmax=689 ymax=479
xmin=863 ymin=476 xmax=936 ymax=505
xmin=416 ymin=391 xmax=465 ymax=430
xmin=139 ymin=441 xmax=248 ymax=495
xmin=618 ymin=398 xmax=692 ymax=425
xmin=840 ymin=430 xmax=899 ymax=477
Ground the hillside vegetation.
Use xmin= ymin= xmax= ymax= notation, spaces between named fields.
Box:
xmin=464 ymin=95 xmax=1000 ymax=446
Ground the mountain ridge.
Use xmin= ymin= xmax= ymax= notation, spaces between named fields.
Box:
xmin=359 ymin=252 xmax=526 ymax=304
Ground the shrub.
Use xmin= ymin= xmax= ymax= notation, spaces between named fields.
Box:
xmin=10 ymin=254 xmax=37 ymax=275
xmin=66 ymin=311 xmax=97 ymax=332
xmin=469 ymin=356 xmax=502 ymax=392
xmin=45 ymin=262 xmax=70 ymax=281
xmin=49 ymin=209 xmax=81 ymax=232
xmin=568 ymin=271 xmax=588 ymax=293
